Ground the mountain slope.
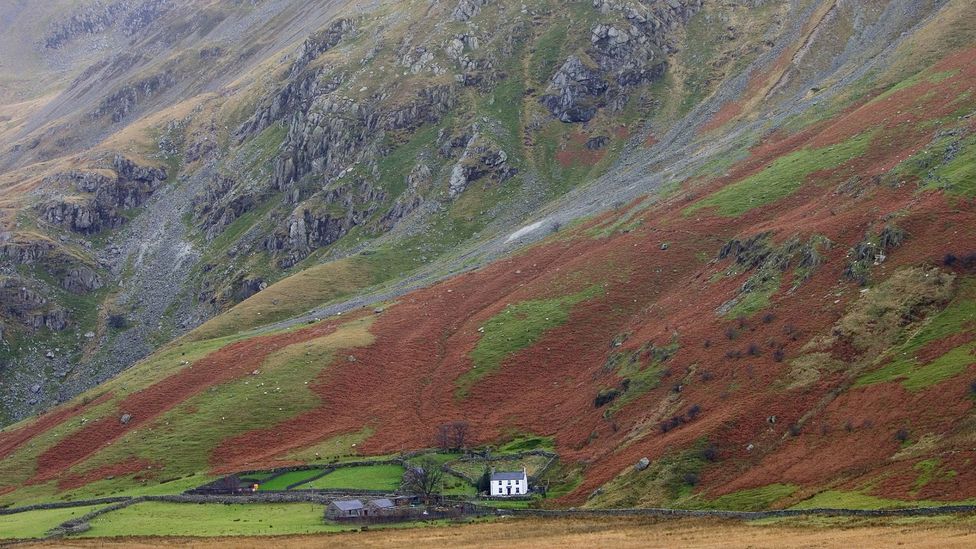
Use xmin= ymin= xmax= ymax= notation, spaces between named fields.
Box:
xmin=1 ymin=0 xmax=976 ymax=511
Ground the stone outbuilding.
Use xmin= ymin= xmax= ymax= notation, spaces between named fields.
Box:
xmin=326 ymin=499 xmax=365 ymax=519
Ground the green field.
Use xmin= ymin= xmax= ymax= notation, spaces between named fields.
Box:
xmin=79 ymin=502 xmax=347 ymax=537
xmin=257 ymin=468 xmax=328 ymax=491
xmin=0 ymin=505 xmax=102 ymax=539
xmin=303 ymin=464 xmax=406 ymax=491
xmin=456 ymin=285 xmax=604 ymax=397
xmin=685 ymin=131 xmax=874 ymax=217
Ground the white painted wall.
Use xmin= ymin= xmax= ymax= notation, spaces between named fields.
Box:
xmin=490 ymin=471 xmax=528 ymax=496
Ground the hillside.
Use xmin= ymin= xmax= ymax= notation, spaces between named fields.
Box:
xmin=1 ymin=0 xmax=976 ymax=515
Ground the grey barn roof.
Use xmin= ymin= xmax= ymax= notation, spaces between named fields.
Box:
xmin=368 ymin=498 xmax=395 ymax=508
xmin=491 ymin=471 xmax=526 ymax=481
xmin=332 ymin=499 xmax=364 ymax=511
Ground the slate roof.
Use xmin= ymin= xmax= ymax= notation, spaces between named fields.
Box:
xmin=368 ymin=498 xmax=395 ymax=509
xmin=491 ymin=471 xmax=526 ymax=481
xmin=331 ymin=499 xmax=364 ymax=511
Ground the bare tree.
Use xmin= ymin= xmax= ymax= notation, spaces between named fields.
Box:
xmin=401 ymin=457 xmax=444 ymax=503
xmin=435 ymin=421 xmax=470 ymax=452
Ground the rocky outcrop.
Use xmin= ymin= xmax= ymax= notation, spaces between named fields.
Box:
xmin=42 ymin=170 xmax=114 ymax=193
xmin=44 ymin=0 xmax=173 ymax=49
xmin=273 ymin=85 xmax=455 ymax=198
xmin=453 ymin=0 xmax=493 ymax=22
xmin=236 ymin=19 xmax=354 ymax=141
xmin=0 ymin=234 xmax=103 ymax=295
xmin=290 ymin=19 xmax=355 ymax=77
xmin=542 ymin=0 xmax=702 ymax=123
xmin=381 ymin=163 xmax=433 ymax=230
xmin=192 ymin=175 xmax=262 ymax=240
xmin=0 ymin=235 xmax=56 ymax=265
xmin=91 ymin=70 xmax=179 ymax=123
xmin=266 ymin=180 xmax=386 ymax=268
xmin=541 ymin=56 xmax=609 ymax=123
xmin=39 ymin=156 xmax=167 ymax=234
xmin=61 ymin=266 xmax=103 ymax=294
xmin=0 ymin=277 xmax=70 ymax=332
xmin=448 ymin=133 xmax=517 ymax=197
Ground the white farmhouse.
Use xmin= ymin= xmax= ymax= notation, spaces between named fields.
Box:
xmin=490 ymin=467 xmax=528 ymax=497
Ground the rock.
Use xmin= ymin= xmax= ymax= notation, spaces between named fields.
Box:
xmin=635 ymin=457 xmax=650 ymax=471
xmin=660 ymin=242 xmax=669 ymax=250
xmin=540 ymin=56 xmax=607 ymax=123
xmin=453 ymin=0 xmax=492 ymax=22
xmin=45 ymin=350 xmax=56 ymax=359
xmin=120 ymin=413 xmax=132 ymax=425
xmin=30 ymin=383 xmax=42 ymax=393
xmin=62 ymin=266 xmax=104 ymax=294
xmin=39 ymin=156 xmax=167 ymax=234
xmin=85 ymin=331 xmax=96 ymax=339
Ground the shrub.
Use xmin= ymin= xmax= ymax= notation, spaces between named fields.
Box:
xmin=725 ymin=327 xmax=738 ymax=340
xmin=844 ymin=421 xmax=854 ymax=433
xmin=703 ymin=339 xmax=712 ymax=348
xmin=944 ymin=253 xmax=958 ymax=266
xmin=659 ymin=416 xmax=686 ymax=433
xmin=762 ymin=312 xmax=776 ymax=324
xmin=699 ymin=370 xmax=714 ymax=382
xmin=107 ymin=314 xmax=128 ymax=329
xmin=725 ymin=349 xmax=743 ymax=360
xmin=594 ymin=388 xmax=621 ymax=408
xmin=687 ymin=404 xmax=702 ymax=419
xmin=772 ymin=348 xmax=786 ymax=362
xmin=895 ymin=428 xmax=910 ymax=443
xmin=963 ymin=253 xmax=976 ymax=271
xmin=969 ymin=380 xmax=976 ymax=397
xmin=788 ymin=424 xmax=802 ymax=436
xmin=682 ymin=472 xmax=700 ymax=486
xmin=747 ymin=343 xmax=761 ymax=357
xmin=701 ymin=444 xmax=719 ymax=462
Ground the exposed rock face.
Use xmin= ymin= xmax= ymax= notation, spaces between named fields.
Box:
xmin=272 ymin=84 xmax=455 ymax=205
xmin=239 ymin=278 xmax=267 ymax=300
xmin=39 ymin=156 xmax=167 ymax=234
xmin=42 ymin=170 xmax=114 ymax=193
xmin=0 ymin=277 xmax=70 ymax=332
xmin=61 ymin=266 xmax=103 ymax=294
xmin=381 ymin=164 xmax=432 ymax=230
xmin=266 ymin=180 xmax=386 ymax=268
xmin=290 ymin=18 xmax=355 ymax=77
xmin=541 ymin=56 xmax=609 ymax=123
xmin=237 ymin=18 xmax=354 ymax=141
xmin=0 ymin=234 xmax=103 ymax=295
xmin=541 ymin=0 xmax=702 ymax=122
xmin=448 ymin=133 xmax=517 ymax=197
xmin=44 ymin=0 xmax=173 ymax=49
xmin=193 ymin=175 xmax=261 ymax=241
xmin=92 ymin=70 xmax=179 ymax=123
xmin=453 ymin=0 xmax=493 ymax=22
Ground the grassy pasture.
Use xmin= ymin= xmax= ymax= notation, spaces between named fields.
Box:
xmin=0 ymin=505 xmax=103 ymax=539
xmin=302 ymin=464 xmax=405 ymax=492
